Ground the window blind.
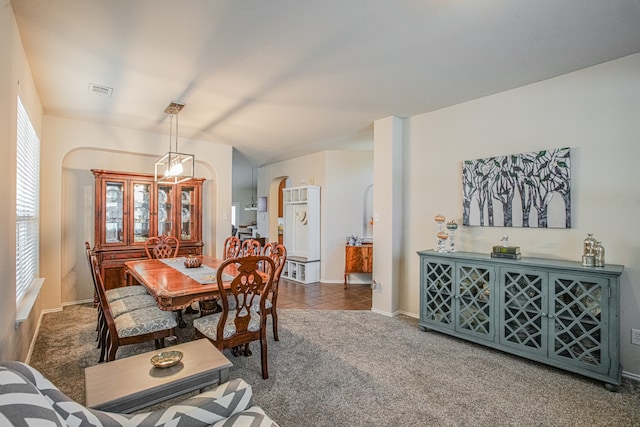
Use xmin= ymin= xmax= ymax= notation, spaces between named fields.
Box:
xmin=16 ymin=96 xmax=40 ymax=304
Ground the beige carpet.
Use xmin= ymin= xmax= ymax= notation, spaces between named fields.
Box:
xmin=30 ymin=304 xmax=640 ymax=427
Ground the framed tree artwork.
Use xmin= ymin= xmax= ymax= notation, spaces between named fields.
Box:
xmin=462 ymin=147 xmax=571 ymax=228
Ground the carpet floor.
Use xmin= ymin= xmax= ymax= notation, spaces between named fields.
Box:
xmin=30 ymin=304 xmax=640 ymax=427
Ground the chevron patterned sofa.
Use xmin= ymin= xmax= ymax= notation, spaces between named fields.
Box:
xmin=0 ymin=361 xmax=278 ymax=426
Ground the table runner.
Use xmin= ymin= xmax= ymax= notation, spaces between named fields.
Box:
xmin=159 ymin=257 xmax=234 ymax=285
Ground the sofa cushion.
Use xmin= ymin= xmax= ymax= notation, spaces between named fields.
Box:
xmin=211 ymin=405 xmax=279 ymax=427
xmin=0 ymin=366 xmax=66 ymax=426
xmin=127 ymin=378 xmax=255 ymax=426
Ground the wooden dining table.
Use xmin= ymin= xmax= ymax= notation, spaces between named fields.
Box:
xmin=125 ymin=255 xmax=232 ymax=315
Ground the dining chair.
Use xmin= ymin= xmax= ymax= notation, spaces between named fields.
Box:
xmin=145 ymin=235 xmax=195 ymax=326
xmin=223 ymin=236 xmax=241 ymax=259
xmin=193 ymin=256 xmax=276 ymax=379
xmin=91 ymin=253 xmax=177 ymax=362
xmin=85 ymin=242 xmax=149 ymax=303
xmin=144 ymin=235 xmax=180 ymax=259
xmin=84 ymin=242 xmax=153 ymax=354
xmin=260 ymin=242 xmax=287 ymax=341
xmin=240 ymin=239 xmax=261 ymax=257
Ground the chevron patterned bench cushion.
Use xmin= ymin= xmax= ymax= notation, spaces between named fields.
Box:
xmin=0 ymin=362 xmax=279 ymax=427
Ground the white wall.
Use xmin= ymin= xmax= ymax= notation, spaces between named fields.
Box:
xmin=0 ymin=2 xmax=44 ymax=362
xmin=324 ymin=151 xmax=374 ymax=282
xmin=260 ymin=150 xmax=373 ymax=282
xmin=399 ymin=53 xmax=640 ymax=377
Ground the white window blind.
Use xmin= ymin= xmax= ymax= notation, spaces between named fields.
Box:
xmin=16 ymin=96 xmax=40 ymax=304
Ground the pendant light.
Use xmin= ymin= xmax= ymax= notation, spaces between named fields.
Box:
xmin=154 ymin=101 xmax=195 ymax=184
xmin=245 ymin=168 xmax=258 ymax=211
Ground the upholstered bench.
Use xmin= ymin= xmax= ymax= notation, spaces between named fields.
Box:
xmin=0 ymin=361 xmax=278 ymax=426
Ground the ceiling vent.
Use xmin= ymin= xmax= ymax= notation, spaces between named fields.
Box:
xmin=88 ymin=83 xmax=113 ymax=97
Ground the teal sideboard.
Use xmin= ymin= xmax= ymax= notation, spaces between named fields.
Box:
xmin=417 ymin=250 xmax=624 ymax=390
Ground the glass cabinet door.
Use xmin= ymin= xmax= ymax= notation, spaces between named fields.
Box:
xmin=180 ymin=185 xmax=196 ymax=240
xmin=132 ymin=182 xmax=152 ymax=242
xmin=157 ymin=184 xmax=174 ymax=236
xmin=456 ymin=264 xmax=493 ymax=338
xmin=105 ymin=181 xmax=125 ymax=244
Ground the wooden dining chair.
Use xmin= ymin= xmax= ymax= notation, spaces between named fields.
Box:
xmin=193 ymin=256 xmax=276 ymax=379
xmin=145 ymin=235 xmax=195 ymax=326
xmin=85 ymin=242 xmax=153 ymax=354
xmin=85 ymin=242 xmax=149 ymax=303
xmin=261 ymin=242 xmax=287 ymax=341
xmin=223 ymin=236 xmax=241 ymax=259
xmin=240 ymin=239 xmax=261 ymax=257
xmin=90 ymin=253 xmax=177 ymax=362
xmin=144 ymin=235 xmax=180 ymax=259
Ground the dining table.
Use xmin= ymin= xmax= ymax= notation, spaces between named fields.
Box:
xmin=125 ymin=255 xmax=235 ymax=327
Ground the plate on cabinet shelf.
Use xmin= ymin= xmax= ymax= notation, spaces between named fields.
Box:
xmin=158 ymin=190 xmax=167 ymax=204
xmin=135 ymin=190 xmax=149 ymax=203
xmin=158 ymin=209 xmax=167 ymax=223
xmin=106 ymin=190 xmax=118 ymax=202
xmin=182 ymin=208 xmax=190 ymax=223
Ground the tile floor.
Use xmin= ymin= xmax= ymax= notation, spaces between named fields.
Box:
xmin=276 ymin=278 xmax=372 ymax=310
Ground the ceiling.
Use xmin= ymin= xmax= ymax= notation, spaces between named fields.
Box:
xmin=10 ymin=0 xmax=640 ymax=168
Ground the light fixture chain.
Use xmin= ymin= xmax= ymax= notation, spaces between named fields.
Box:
xmin=168 ymin=113 xmax=174 ymax=152
xmin=175 ymin=111 xmax=179 ymax=152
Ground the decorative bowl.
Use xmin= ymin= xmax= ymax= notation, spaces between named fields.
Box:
xmin=184 ymin=256 xmax=202 ymax=268
xmin=150 ymin=350 xmax=183 ymax=368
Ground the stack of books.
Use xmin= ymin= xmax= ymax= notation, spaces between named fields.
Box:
xmin=491 ymin=246 xmax=521 ymax=260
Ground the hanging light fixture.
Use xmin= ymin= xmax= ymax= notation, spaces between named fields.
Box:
xmin=154 ymin=101 xmax=195 ymax=184
xmin=245 ymin=168 xmax=258 ymax=211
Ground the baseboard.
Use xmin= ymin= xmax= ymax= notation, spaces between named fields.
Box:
xmin=370 ymin=307 xmax=393 ymax=317
xmin=63 ymin=298 xmax=93 ymax=307
xmin=396 ymin=310 xmax=418 ymax=319
xmin=622 ymin=370 xmax=640 ymax=383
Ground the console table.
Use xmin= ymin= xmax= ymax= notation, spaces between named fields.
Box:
xmin=344 ymin=243 xmax=373 ymax=288
xmin=417 ymin=250 xmax=624 ymax=390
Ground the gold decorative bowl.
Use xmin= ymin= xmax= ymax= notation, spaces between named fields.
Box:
xmin=150 ymin=350 xmax=183 ymax=368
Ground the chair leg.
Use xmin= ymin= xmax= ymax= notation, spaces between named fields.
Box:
xmin=260 ymin=337 xmax=269 ymax=379
xmin=175 ymin=310 xmax=187 ymax=328
xmin=107 ymin=343 xmax=118 ymax=362
xmin=271 ymin=310 xmax=279 ymax=341
xmin=98 ymin=326 xmax=107 ymax=363
xmin=243 ymin=343 xmax=252 ymax=357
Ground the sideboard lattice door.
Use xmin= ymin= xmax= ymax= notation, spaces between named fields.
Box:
xmin=456 ymin=264 xmax=494 ymax=339
xmin=550 ymin=274 xmax=609 ymax=374
xmin=500 ymin=269 xmax=547 ymax=356
xmin=423 ymin=260 xmax=454 ymax=329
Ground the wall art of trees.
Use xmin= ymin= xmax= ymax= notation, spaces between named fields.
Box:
xmin=462 ymin=147 xmax=571 ymax=228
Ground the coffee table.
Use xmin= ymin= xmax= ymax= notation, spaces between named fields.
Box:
xmin=85 ymin=339 xmax=232 ymax=413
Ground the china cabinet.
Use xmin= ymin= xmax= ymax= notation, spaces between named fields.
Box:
xmin=282 ymin=185 xmax=320 ymax=283
xmin=92 ymin=169 xmax=204 ymax=290
xmin=344 ymin=243 xmax=373 ymax=288
xmin=417 ymin=250 xmax=624 ymax=390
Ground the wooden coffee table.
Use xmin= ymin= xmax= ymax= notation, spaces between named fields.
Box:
xmin=85 ymin=339 xmax=232 ymax=413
